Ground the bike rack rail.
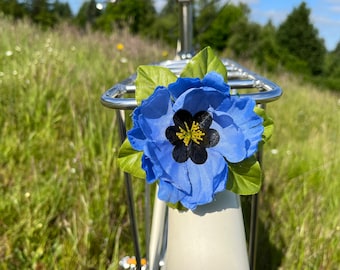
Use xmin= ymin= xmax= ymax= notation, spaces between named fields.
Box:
xmin=101 ymin=59 xmax=282 ymax=111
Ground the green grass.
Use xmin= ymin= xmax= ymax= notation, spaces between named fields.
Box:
xmin=258 ymin=73 xmax=340 ymax=269
xmin=0 ymin=17 xmax=168 ymax=269
xmin=1 ymin=16 xmax=340 ymax=269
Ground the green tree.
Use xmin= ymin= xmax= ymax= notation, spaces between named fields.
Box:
xmin=75 ymin=0 xmax=101 ymax=29
xmin=0 ymin=0 xmax=26 ymax=19
xmin=325 ymin=42 xmax=340 ymax=76
xmin=147 ymin=0 xmax=179 ymax=46
xmin=53 ymin=0 xmax=72 ymax=20
xmin=194 ymin=0 xmax=218 ymax=42
xmin=196 ymin=3 xmax=248 ymax=51
xmin=227 ymin=19 xmax=261 ymax=60
xmin=253 ymin=21 xmax=284 ymax=71
xmin=276 ymin=2 xmax=326 ymax=75
xmin=24 ymin=0 xmax=58 ymax=27
xmin=322 ymin=42 xmax=340 ymax=90
xmin=95 ymin=0 xmax=156 ymax=34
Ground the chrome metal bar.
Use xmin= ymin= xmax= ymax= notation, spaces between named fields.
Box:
xmin=177 ymin=0 xmax=194 ymax=59
xmin=117 ymin=110 xmax=142 ymax=270
xmin=248 ymin=104 xmax=264 ymax=270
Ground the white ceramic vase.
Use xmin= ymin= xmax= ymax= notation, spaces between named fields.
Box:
xmin=163 ymin=189 xmax=249 ymax=270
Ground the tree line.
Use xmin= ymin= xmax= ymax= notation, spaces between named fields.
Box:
xmin=1 ymin=0 xmax=340 ymax=90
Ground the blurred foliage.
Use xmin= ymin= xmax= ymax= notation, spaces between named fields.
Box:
xmin=0 ymin=0 xmax=73 ymax=27
xmin=94 ymin=0 xmax=156 ymax=34
xmin=196 ymin=2 xmax=249 ymax=51
xmin=0 ymin=0 xmax=339 ymax=91
xmin=276 ymin=2 xmax=326 ymax=75
xmin=147 ymin=0 xmax=179 ymax=47
xmin=74 ymin=0 xmax=101 ymax=29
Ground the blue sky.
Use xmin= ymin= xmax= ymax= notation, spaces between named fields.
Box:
xmin=66 ymin=0 xmax=340 ymax=51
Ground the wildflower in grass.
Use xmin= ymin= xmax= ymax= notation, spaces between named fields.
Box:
xmin=5 ymin=50 xmax=13 ymax=57
xmin=120 ymin=57 xmax=128 ymax=63
xmin=271 ymin=149 xmax=279 ymax=155
xmin=162 ymin=50 xmax=169 ymax=58
xmin=116 ymin=43 xmax=124 ymax=51
xmin=127 ymin=72 xmax=264 ymax=209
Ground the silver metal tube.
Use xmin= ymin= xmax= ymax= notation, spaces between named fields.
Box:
xmin=177 ymin=0 xmax=194 ymax=59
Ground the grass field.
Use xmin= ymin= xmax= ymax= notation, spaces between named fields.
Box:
xmin=1 ymin=16 xmax=340 ymax=269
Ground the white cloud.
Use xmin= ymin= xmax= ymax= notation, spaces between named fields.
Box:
xmin=250 ymin=9 xmax=288 ymax=25
xmin=329 ymin=5 xmax=340 ymax=13
xmin=312 ymin=15 xmax=340 ymax=26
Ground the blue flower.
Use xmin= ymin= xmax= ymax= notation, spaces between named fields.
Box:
xmin=127 ymin=72 xmax=263 ymax=210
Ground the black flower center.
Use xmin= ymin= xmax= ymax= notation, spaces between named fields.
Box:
xmin=165 ymin=109 xmax=220 ymax=164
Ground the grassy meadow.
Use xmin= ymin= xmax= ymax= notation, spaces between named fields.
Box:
xmin=1 ymin=16 xmax=340 ymax=269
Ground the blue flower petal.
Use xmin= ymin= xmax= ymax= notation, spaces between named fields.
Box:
xmin=180 ymin=150 xmax=228 ymax=209
xmin=144 ymin=141 xmax=192 ymax=194
xmin=223 ymin=97 xmax=263 ymax=157
xmin=168 ymin=77 xmax=201 ymax=99
xmin=128 ymin=86 xmax=171 ymax=151
xmin=202 ymin=72 xmax=230 ymax=94
xmin=127 ymin=107 xmax=146 ymax=151
xmin=141 ymin=155 xmax=157 ymax=183
xmin=244 ymin=124 xmax=264 ymax=157
xmin=210 ymin=114 xmax=247 ymax=163
xmin=222 ymin=97 xmax=260 ymax=128
xmin=173 ymin=88 xmax=227 ymax=116
xmin=158 ymin=180 xmax=187 ymax=204
xmin=138 ymin=87 xmax=174 ymax=143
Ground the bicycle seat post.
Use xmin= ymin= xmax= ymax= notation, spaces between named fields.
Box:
xmin=177 ymin=0 xmax=194 ymax=59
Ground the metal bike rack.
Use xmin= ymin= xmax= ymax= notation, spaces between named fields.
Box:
xmin=101 ymin=1 xmax=282 ymax=269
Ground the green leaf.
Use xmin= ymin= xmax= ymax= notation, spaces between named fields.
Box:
xmin=118 ymin=138 xmax=146 ymax=179
xmin=167 ymin=201 xmax=188 ymax=212
xmin=254 ymin=106 xmax=274 ymax=144
xmin=135 ymin=65 xmax=177 ymax=104
xmin=227 ymin=156 xmax=262 ymax=195
xmin=180 ymin=46 xmax=227 ymax=81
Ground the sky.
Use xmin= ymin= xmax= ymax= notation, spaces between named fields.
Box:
xmin=66 ymin=0 xmax=340 ymax=51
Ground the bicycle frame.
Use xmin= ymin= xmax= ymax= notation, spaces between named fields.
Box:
xmin=101 ymin=1 xmax=282 ymax=269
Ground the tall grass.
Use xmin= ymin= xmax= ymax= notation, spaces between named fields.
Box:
xmin=0 ymin=17 xmax=168 ymax=269
xmin=1 ymin=16 xmax=339 ymax=269
xmin=258 ymin=73 xmax=340 ymax=269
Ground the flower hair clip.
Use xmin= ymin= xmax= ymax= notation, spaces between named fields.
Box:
xmin=118 ymin=47 xmax=273 ymax=210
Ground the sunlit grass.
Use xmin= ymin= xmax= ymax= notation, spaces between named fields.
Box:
xmin=0 ymin=17 xmax=167 ymax=269
xmin=258 ymin=73 xmax=340 ymax=269
xmin=1 ymin=16 xmax=339 ymax=269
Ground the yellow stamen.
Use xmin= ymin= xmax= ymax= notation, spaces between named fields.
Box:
xmin=176 ymin=121 xmax=205 ymax=146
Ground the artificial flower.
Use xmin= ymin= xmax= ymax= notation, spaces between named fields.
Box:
xmin=127 ymin=71 xmax=263 ymax=210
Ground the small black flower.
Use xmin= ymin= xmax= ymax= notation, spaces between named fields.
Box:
xmin=166 ymin=109 xmax=220 ymax=164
